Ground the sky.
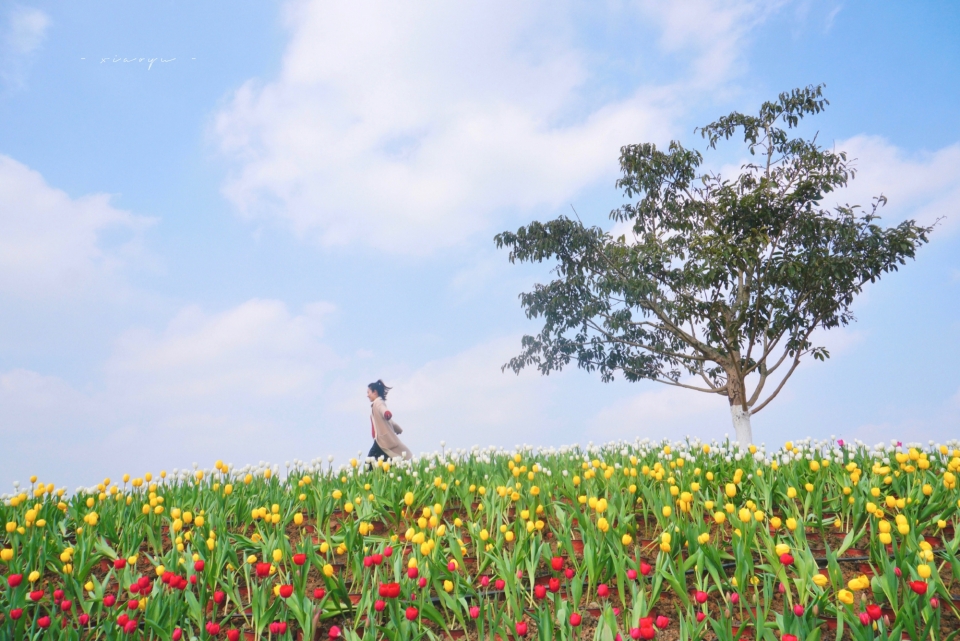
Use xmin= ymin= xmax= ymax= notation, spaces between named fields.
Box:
xmin=1 ymin=1 xmax=959 ymax=491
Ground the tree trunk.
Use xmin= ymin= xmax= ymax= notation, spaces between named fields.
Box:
xmin=725 ymin=369 xmax=753 ymax=446
xmin=730 ymin=404 xmax=752 ymax=447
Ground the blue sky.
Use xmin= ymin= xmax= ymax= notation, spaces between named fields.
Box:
xmin=1 ymin=1 xmax=958 ymax=490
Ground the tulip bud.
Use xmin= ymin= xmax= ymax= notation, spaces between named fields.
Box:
xmin=570 ymin=613 xmax=582 ymax=627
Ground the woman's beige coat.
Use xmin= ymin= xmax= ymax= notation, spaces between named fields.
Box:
xmin=371 ymin=397 xmax=411 ymax=460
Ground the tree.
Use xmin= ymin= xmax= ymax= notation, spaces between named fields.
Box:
xmin=494 ymin=86 xmax=934 ymax=446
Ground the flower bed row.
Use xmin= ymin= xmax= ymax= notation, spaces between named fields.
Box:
xmin=2 ymin=437 xmax=960 ymax=639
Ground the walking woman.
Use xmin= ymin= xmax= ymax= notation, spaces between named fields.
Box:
xmin=366 ymin=380 xmax=411 ymax=462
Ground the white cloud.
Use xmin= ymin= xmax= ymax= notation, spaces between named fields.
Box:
xmin=589 ymin=382 xmax=730 ymax=443
xmin=1 ymin=5 xmax=50 ymax=88
xmin=833 ymin=135 xmax=960 ymax=236
xmin=214 ymin=0 xmax=780 ymax=253
xmin=5 ymin=5 xmax=49 ymax=55
xmin=0 ymin=299 xmax=340 ymax=489
xmin=638 ymin=0 xmax=784 ymax=86
xmin=388 ymin=336 xmax=559 ymax=453
xmin=107 ymin=299 xmax=338 ymax=405
xmin=0 ymin=155 xmax=153 ymax=298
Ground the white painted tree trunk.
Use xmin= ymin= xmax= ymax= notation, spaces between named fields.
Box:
xmin=730 ymin=405 xmax=753 ymax=447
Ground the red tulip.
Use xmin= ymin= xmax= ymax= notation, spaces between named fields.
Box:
xmin=627 ymin=569 xmax=638 ymax=580
xmin=549 ymin=577 xmax=560 ymax=593
xmin=279 ymin=584 xmax=294 ymax=598
xmin=931 ymin=597 xmax=940 ymax=609
xmin=213 ymin=590 xmax=225 ymax=604
xmin=38 ymin=616 xmax=51 ymax=629
xmin=909 ymin=581 xmax=928 ymax=595
xmin=782 ymin=635 xmax=798 ymax=641
xmin=779 ymin=553 xmax=794 ymax=566
xmin=894 ymin=567 xmax=902 ymax=577
xmin=194 ymin=560 xmax=205 ymax=572
xmin=515 ymin=621 xmax=528 ymax=636
xmin=104 ymin=594 xmax=116 ymax=607
xmin=406 ymin=606 xmax=419 ymax=621
xmin=329 ymin=626 xmax=341 ymax=638
xmin=124 ymin=619 xmax=138 ymax=634
xmin=858 ymin=612 xmax=870 ymax=625
xmin=655 ymin=615 xmax=669 ymax=629
xmin=866 ymin=604 xmax=882 ymax=621
xmin=127 ymin=599 xmax=139 ymax=610
xmin=470 ymin=606 xmax=480 ymax=619
xmin=383 ymin=546 xmax=393 ymax=557
xmin=79 ymin=613 xmax=90 ymax=625
xmin=564 ymin=568 xmax=575 ymax=580
xmin=227 ymin=631 xmax=240 ymax=641
xmin=372 ymin=553 xmax=383 ymax=565
xmin=479 ymin=575 xmax=489 ymax=587
xmin=9 ymin=609 xmax=22 ymax=620
xmin=118 ymin=614 xmax=129 ymax=626
xmin=256 ymin=563 xmax=271 ymax=578
xmin=269 ymin=622 xmax=282 ymax=634
xmin=629 ymin=628 xmax=642 ymax=640
xmin=172 ymin=627 xmax=182 ymax=640
xmin=534 ymin=585 xmax=546 ymax=599
xmin=696 ymin=612 xmax=705 ymax=623
xmin=6 ymin=574 xmax=22 ymax=588
xmin=363 ymin=556 xmax=373 ymax=568
xmin=418 ymin=577 xmax=427 ymax=589
xmin=314 ymin=588 xmax=326 ymax=599
xmin=597 ymin=583 xmax=609 ymax=598
xmin=114 ymin=559 xmax=126 ymax=569
xmin=29 ymin=589 xmax=44 ymax=601
xmin=448 ymin=560 xmax=457 ymax=572
xmin=640 ymin=561 xmax=652 ymax=576
xmin=570 ymin=613 xmax=582 ymax=627
xmin=279 ymin=622 xmax=288 ymax=634
xmin=408 ymin=567 xmax=419 ymax=580
xmin=206 ymin=621 xmax=221 ymax=635
xmin=61 ymin=599 xmax=73 ymax=611
xmin=374 ymin=599 xmax=386 ymax=611
xmin=793 ymin=604 xmax=804 ymax=616
xmin=552 ymin=556 xmax=564 ymax=572
xmin=730 ymin=592 xmax=740 ymax=604
xmin=54 ymin=589 xmax=65 ymax=602
xmin=639 ymin=625 xmax=656 ymax=640
xmin=161 ymin=571 xmax=173 ymax=584
xmin=694 ymin=590 xmax=707 ymax=604
xmin=495 ymin=579 xmax=505 ymax=590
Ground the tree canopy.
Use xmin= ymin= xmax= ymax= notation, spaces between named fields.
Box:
xmin=495 ymin=85 xmax=934 ymax=444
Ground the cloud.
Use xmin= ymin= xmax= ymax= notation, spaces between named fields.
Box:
xmin=1 ymin=5 xmax=50 ymax=88
xmin=589 ymin=382 xmax=730 ymax=444
xmin=213 ymin=0 xmax=781 ymax=254
xmin=833 ymin=136 xmax=960 ymax=235
xmin=108 ymin=299 xmax=337 ymax=403
xmin=0 ymin=299 xmax=340 ymax=490
xmin=388 ymin=336 xmax=560 ymax=454
xmin=5 ymin=5 xmax=48 ymax=55
xmin=0 ymin=155 xmax=154 ymax=299
xmin=637 ymin=0 xmax=784 ymax=86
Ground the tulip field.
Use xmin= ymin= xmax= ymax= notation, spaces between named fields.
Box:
xmin=3 ymin=438 xmax=960 ymax=640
